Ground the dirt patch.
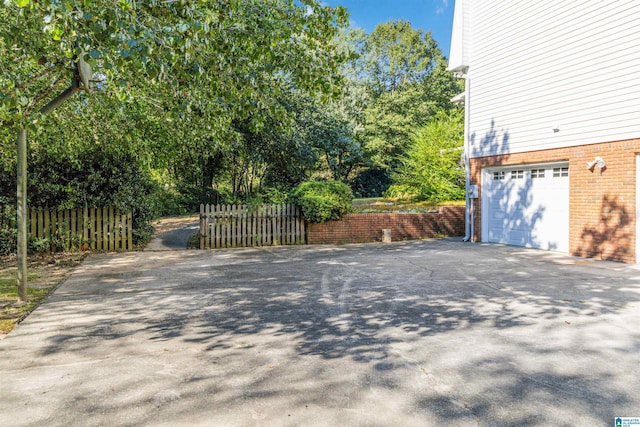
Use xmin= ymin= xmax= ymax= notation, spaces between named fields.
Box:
xmin=0 ymin=252 xmax=88 ymax=339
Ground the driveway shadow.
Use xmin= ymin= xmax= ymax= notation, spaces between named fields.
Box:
xmin=1 ymin=240 xmax=639 ymax=426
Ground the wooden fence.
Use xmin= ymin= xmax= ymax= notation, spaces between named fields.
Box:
xmin=200 ymin=203 xmax=305 ymax=249
xmin=26 ymin=207 xmax=133 ymax=252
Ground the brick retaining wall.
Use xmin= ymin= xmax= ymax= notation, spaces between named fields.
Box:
xmin=306 ymin=205 xmax=465 ymax=244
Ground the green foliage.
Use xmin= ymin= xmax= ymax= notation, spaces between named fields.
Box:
xmin=289 ymin=180 xmax=353 ymax=223
xmin=294 ymin=93 xmax=363 ymax=182
xmin=171 ymin=183 xmax=222 ymax=214
xmin=0 ymin=230 xmax=67 ymax=255
xmin=0 ymin=201 xmax=50 ymax=255
xmin=0 ymin=141 xmax=159 ymax=245
xmin=0 ymin=0 xmax=352 ymax=229
xmin=1 ymin=210 xmax=102 ymax=255
xmin=0 ymin=228 xmax=16 ymax=256
xmin=150 ymin=186 xmax=190 ymax=217
xmin=151 ymin=186 xmax=215 ymax=217
xmin=356 ymin=21 xmax=463 ymax=171
xmin=349 ymin=167 xmax=392 ymax=198
xmin=262 ymin=187 xmax=289 ymax=205
xmin=0 ymin=200 xmax=16 ymax=255
xmin=1 ymin=0 xmax=350 ymax=127
xmin=1 ymin=2 xmax=463 ymax=222
xmin=387 ymin=109 xmax=465 ymax=202
xmin=28 ymin=237 xmax=51 ymax=254
xmin=364 ymin=20 xmax=441 ymax=94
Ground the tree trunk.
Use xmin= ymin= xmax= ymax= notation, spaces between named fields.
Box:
xmin=202 ymin=155 xmax=216 ymax=190
xmin=16 ymin=128 xmax=27 ymax=302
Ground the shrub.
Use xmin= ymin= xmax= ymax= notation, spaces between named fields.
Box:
xmin=28 ymin=237 xmax=51 ymax=254
xmin=388 ymin=109 xmax=465 ymax=202
xmin=289 ymin=180 xmax=353 ymax=223
xmin=7 ymin=145 xmax=161 ymax=247
xmin=262 ymin=187 xmax=289 ymax=205
xmin=150 ymin=184 xmax=187 ymax=217
xmin=0 ymin=228 xmax=16 ymax=256
xmin=384 ymin=184 xmax=419 ymax=201
xmin=0 ymin=201 xmax=16 ymax=255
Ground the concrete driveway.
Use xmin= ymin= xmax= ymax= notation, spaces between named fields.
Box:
xmin=1 ymin=240 xmax=639 ymax=426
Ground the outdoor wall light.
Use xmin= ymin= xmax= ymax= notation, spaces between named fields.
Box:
xmin=586 ymin=157 xmax=606 ymax=172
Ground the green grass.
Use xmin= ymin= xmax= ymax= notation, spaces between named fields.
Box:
xmin=0 ymin=272 xmax=51 ymax=334
xmin=0 ymin=252 xmax=87 ymax=336
xmin=351 ymin=198 xmax=464 ymax=213
xmin=0 ymin=272 xmax=38 ymax=296
xmin=351 ymin=197 xmax=385 ymax=206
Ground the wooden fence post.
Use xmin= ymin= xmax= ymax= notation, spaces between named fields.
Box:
xmin=215 ymin=204 xmax=219 ymax=249
xmin=199 ymin=204 xmax=205 ymax=250
xmin=126 ymin=211 xmax=133 ymax=250
xmin=70 ymin=208 xmax=77 ymax=250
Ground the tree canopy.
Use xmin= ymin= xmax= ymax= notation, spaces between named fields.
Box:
xmin=0 ymin=0 xmax=352 ymax=199
xmin=0 ymin=0 xmax=349 ymax=128
xmin=358 ymin=20 xmax=461 ymax=172
xmin=1 ymin=7 xmax=465 ymax=247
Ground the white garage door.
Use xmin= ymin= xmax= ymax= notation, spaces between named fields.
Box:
xmin=483 ymin=164 xmax=569 ymax=252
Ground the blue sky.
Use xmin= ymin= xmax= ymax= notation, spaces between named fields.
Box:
xmin=324 ymin=0 xmax=455 ymax=58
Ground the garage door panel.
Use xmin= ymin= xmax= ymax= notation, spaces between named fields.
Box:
xmin=507 ymin=230 xmax=527 ymax=245
xmin=483 ymin=165 xmax=569 ymax=252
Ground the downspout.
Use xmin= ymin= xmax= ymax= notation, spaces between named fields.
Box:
xmin=462 ymin=70 xmax=472 ymax=242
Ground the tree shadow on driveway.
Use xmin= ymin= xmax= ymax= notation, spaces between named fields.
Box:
xmin=1 ymin=240 xmax=639 ymax=426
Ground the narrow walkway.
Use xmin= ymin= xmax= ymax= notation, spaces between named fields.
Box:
xmin=145 ymin=215 xmax=199 ymax=251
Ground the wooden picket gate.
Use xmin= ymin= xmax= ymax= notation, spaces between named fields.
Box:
xmin=199 ymin=203 xmax=305 ymax=249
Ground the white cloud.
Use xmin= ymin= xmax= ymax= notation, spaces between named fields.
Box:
xmin=435 ymin=0 xmax=449 ymax=15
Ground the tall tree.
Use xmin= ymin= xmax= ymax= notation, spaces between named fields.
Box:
xmin=358 ymin=20 xmax=461 ymax=172
xmin=296 ymin=94 xmax=363 ymax=183
xmin=364 ymin=20 xmax=440 ymax=95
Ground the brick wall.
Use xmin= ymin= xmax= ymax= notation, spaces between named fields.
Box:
xmin=469 ymin=138 xmax=640 ymax=263
xmin=306 ymin=205 xmax=465 ymax=244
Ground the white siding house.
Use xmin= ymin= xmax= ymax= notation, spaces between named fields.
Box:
xmin=449 ymin=0 xmax=640 ymax=262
